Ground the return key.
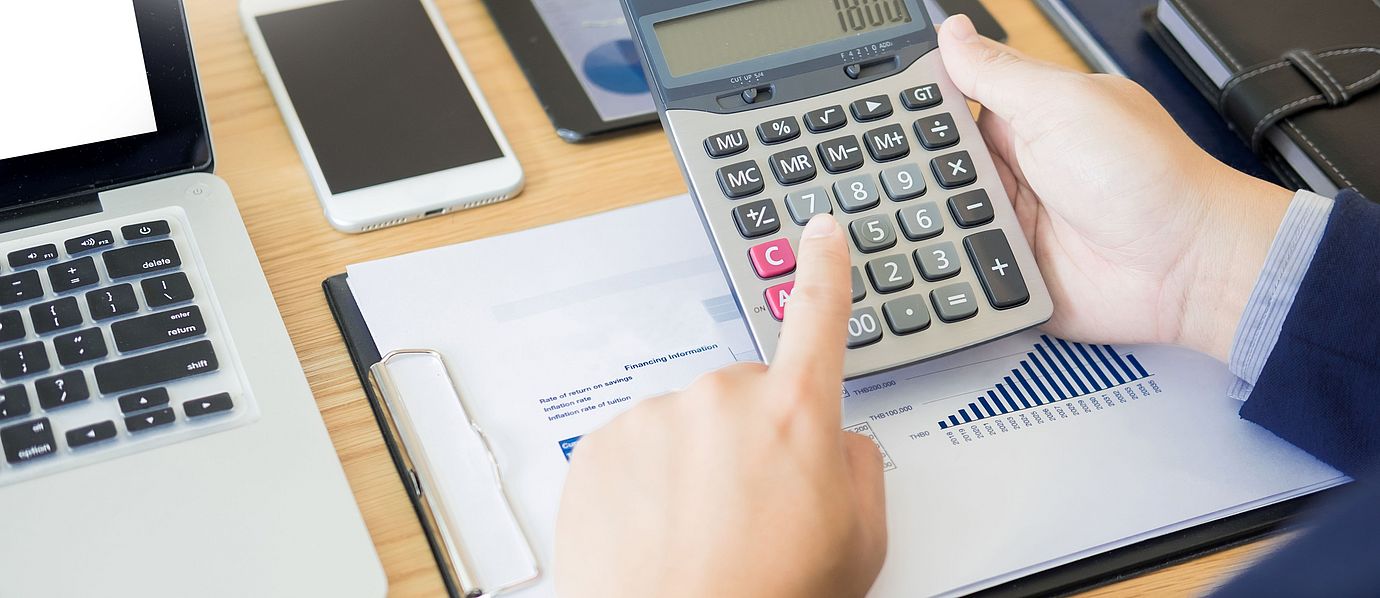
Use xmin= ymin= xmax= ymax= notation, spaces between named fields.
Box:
xmin=111 ymin=306 xmax=206 ymax=352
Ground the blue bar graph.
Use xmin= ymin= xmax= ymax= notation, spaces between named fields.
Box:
xmin=937 ymin=338 xmax=1153 ymax=430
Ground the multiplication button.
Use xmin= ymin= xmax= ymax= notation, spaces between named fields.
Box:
xmin=931 ymin=151 xmax=976 ymax=188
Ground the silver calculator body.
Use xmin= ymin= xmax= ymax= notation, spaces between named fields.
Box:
xmin=622 ymin=0 xmax=1052 ymax=379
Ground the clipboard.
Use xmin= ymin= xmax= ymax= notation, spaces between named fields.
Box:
xmin=324 ymin=272 xmax=1336 ymax=597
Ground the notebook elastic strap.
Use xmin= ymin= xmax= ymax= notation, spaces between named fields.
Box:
xmin=1217 ymin=46 xmax=1380 ymax=152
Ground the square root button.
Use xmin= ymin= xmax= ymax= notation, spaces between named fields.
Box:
xmin=748 ymin=239 xmax=796 ymax=279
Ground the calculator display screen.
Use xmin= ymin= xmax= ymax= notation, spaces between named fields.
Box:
xmin=654 ymin=0 xmax=913 ymax=77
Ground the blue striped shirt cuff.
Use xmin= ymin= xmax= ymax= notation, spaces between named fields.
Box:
xmin=1228 ymin=190 xmax=1335 ymax=401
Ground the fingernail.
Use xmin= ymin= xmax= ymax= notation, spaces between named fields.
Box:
xmin=944 ymin=15 xmax=978 ymax=42
xmin=801 ymin=214 xmax=837 ymax=239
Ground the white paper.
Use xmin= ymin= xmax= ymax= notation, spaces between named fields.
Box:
xmin=348 ymin=196 xmax=1344 ymax=597
xmin=0 ymin=0 xmax=158 ymax=160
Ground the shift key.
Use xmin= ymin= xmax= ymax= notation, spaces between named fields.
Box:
xmin=103 ymin=239 xmax=181 ymax=279
xmin=95 ymin=339 xmax=218 ymax=394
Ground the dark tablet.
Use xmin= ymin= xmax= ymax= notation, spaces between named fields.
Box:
xmin=482 ymin=0 xmax=659 ymax=142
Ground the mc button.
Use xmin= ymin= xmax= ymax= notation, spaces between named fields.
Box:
xmin=716 ymin=160 xmax=765 ymax=199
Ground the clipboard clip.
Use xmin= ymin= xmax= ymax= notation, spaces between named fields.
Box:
xmin=368 ymin=349 xmax=541 ymax=598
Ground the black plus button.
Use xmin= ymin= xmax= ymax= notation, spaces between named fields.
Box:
xmin=715 ymin=160 xmax=765 ymax=198
xmin=850 ymin=95 xmax=893 ymax=121
xmin=964 ymin=229 xmax=1029 ymax=309
xmin=931 ymin=151 xmax=977 ymax=188
xmin=803 ymin=105 xmax=846 ymax=133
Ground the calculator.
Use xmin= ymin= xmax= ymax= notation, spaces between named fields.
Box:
xmin=622 ymin=0 xmax=1052 ymax=379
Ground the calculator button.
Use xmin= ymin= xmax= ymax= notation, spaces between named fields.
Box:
xmin=965 ymin=229 xmax=1030 ymax=309
xmin=784 ymin=188 xmax=832 ymax=225
xmin=0 ymin=342 xmax=49 ymax=379
xmin=48 ymin=257 xmax=100 ymax=294
xmin=765 ymin=281 xmax=794 ymax=321
xmin=0 ymin=271 xmax=43 ymax=306
xmin=0 ymin=385 xmax=29 ymax=421
xmin=768 ymin=147 xmax=817 ymax=185
xmin=850 ymin=95 xmax=893 ymax=121
xmin=121 ymin=220 xmax=170 ymax=242
xmin=849 ymin=214 xmax=897 ymax=253
xmin=897 ymin=202 xmax=944 ymax=241
xmin=54 ymin=328 xmax=107 ymax=366
xmin=948 ymin=190 xmax=994 ymax=227
xmin=915 ymin=113 xmax=960 ymax=149
xmin=880 ymin=163 xmax=927 ymax=201
xmin=863 ymin=124 xmax=910 ymax=162
xmin=64 ymin=230 xmax=114 ymax=255
xmin=704 ymin=129 xmax=749 ymax=158
xmin=36 ymin=371 xmax=90 ymax=410
xmin=883 ymin=296 xmax=931 ymax=334
xmin=850 ymin=267 xmax=866 ymax=303
xmin=915 ymin=241 xmax=961 ymax=281
xmin=833 ymin=175 xmax=881 ymax=213
xmin=1 ymin=418 xmax=56 ymax=464
xmin=748 ymin=239 xmax=796 ymax=279
xmin=804 ymin=105 xmax=846 ymax=133
xmin=900 ymin=84 xmax=943 ymax=110
xmin=932 ymin=283 xmax=979 ymax=322
xmin=732 ymin=199 xmax=781 ymax=239
xmin=66 ymin=420 xmax=117 ymax=449
xmin=846 ymin=307 xmax=884 ymax=348
xmin=30 ymin=297 xmax=82 ymax=335
xmin=758 ymin=116 xmax=800 ymax=144
xmin=817 ymin=135 xmax=865 ymax=173
xmin=717 ymin=160 xmax=765 ymax=198
xmin=0 ymin=311 xmax=24 ymax=344
xmin=8 ymin=244 xmax=59 ymax=269
xmin=932 ymin=151 xmax=977 ymax=188
xmin=86 ymin=284 xmax=140 ymax=320
xmin=866 ymin=255 xmax=914 ymax=294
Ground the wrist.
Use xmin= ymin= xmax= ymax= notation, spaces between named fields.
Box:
xmin=1173 ymin=168 xmax=1294 ymax=362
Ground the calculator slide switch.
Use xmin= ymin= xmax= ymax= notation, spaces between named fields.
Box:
xmin=765 ymin=281 xmax=794 ymax=321
xmin=749 ymin=239 xmax=795 ymax=279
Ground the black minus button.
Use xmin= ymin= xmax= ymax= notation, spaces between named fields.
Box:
xmin=121 ymin=220 xmax=170 ymax=242
xmin=184 ymin=393 xmax=233 ymax=418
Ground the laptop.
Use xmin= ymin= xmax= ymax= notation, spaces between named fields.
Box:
xmin=0 ymin=1 xmax=386 ymax=596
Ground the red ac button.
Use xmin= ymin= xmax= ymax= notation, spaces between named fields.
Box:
xmin=749 ymin=238 xmax=796 ymax=278
xmin=764 ymin=281 xmax=794 ymax=321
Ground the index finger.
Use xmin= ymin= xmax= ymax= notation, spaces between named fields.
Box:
xmin=770 ymin=214 xmax=852 ymax=411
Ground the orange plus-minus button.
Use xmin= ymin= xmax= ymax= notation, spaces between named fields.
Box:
xmin=749 ymin=238 xmax=796 ymax=279
xmin=765 ymin=281 xmax=794 ymax=321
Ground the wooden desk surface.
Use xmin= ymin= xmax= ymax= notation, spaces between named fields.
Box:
xmin=183 ymin=0 xmax=1285 ymax=595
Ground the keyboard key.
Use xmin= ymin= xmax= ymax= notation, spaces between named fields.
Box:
xmin=932 ymin=282 xmax=979 ymax=322
xmin=850 ymin=95 xmax=893 ymax=121
xmin=8 ymin=244 xmax=59 ymax=269
xmin=897 ymin=202 xmax=944 ymax=241
xmin=900 ymin=84 xmax=942 ymax=110
xmin=863 ymin=124 xmax=910 ymax=162
xmin=47 ymin=257 xmax=100 ymax=294
xmin=103 ymin=239 xmax=181 ymax=279
xmin=142 ymin=272 xmax=194 ymax=308
xmin=757 ymin=116 xmax=800 ymax=144
xmin=87 ymin=284 xmax=140 ymax=320
xmin=768 ymin=147 xmax=816 ymax=185
xmin=66 ymin=420 xmax=117 ymax=449
xmin=715 ymin=160 xmax=765 ymax=199
xmin=0 ymin=271 xmax=44 ymax=306
xmin=0 ymin=310 xmax=25 ymax=343
xmin=784 ymin=187 xmax=832 ymax=225
xmin=0 ymin=385 xmax=29 ymax=421
xmin=846 ymin=307 xmax=884 ymax=348
xmin=849 ymin=214 xmax=897 ymax=253
xmin=948 ymin=189 xmax=994 ymax=228
xmin=866 ymin=254 xmax=914 ymax=294
xmin=764 ymin=281 xmax=794 ymax=321
xmin=817 ymin=135 xmax=864 ymax=173
xmin=883 ymin=296 xmax=931 ymax=335
xmin=94 ymin=339 xmax=219 ymax=394
xmin=111 ymin=306 xmax=207 ymax=352
xmin=54 ymin=328 xmax=107 ymax=366
xmin=850 ymin=266 xmax=866 ymax=303
xmin=125 ymin=407 xmax=175 ymax=433
xmin=748 ymin=239 xmax=795 ymax=279
xmin=731 ymin=199 xmax=781 ymax=239
xmin=703 ymin=129 xmax=748 ymax=158
xmin=932 ymin=151 xmax=977 ymax=189
xmin=915 ymin=113 xmax=959 ymax=150
xmin=803 ymin=105 xmax=845 ymax=133
xmin=36 ymin=371 xmax=90 ymax=410
xmin=965 ymin=230 xmax=1030 ymax=309
xmin=880 ymin=163 xmax=926 ymax=201
xmin=29 ymin=297 xmax=82 ymax=334
xmin=915 ymin=241 xmax=961 ymax=281
xmin=833 ymin=175 xmax=881 ymax=213
xmin=118 ymin=387 xmax=170 ymax=414
xmin=121 ymin=220 xmax=170 ymax=242
xmin=1 ymin=418 xmax=56 ymax=464
xmin=65 ymin=230 xmax=115 ymax=255
xmin=0 ymin=342 xmax=49 ymax=379
xmin=183 ymin=393 xmax=234 ymax=418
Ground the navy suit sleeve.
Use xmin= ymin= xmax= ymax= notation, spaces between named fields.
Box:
xmin=1239 ymin=190 xmax=1380 ymax=476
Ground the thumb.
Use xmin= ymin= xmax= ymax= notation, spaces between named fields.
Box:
xmin=938 ymin=14 xmax=1072 ymax=120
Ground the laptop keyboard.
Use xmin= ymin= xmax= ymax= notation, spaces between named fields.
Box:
xmin=0 ymin=209 xmax=254 ymax=486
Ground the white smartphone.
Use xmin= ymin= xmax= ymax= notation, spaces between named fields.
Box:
xmin=240 ymin=0 xmax=523 ymax=233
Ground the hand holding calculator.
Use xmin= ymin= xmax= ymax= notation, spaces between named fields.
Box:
xmin=623 ymin=0 xmax=1052 ymax=379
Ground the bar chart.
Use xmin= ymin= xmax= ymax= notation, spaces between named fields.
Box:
xmin=937 ymin=336 xmax=1150 ymax=430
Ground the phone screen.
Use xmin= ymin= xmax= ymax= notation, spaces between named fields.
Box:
xmin=257 ymin=0 xmax=503 ymax=194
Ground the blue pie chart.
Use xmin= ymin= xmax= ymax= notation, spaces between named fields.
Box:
xmin=582 ymin=39 xmax=648 ymax=95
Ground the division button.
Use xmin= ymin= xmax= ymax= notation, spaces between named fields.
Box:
xmin=850 ymin=95 xmax=893 ymax=121
xmin=964 ymin=229 xmax=1030 ymax=309
xmin=817 ymin=135 xmax=865 ymax=173
xmin=1 ymin=417 xmax=56 ymax=464
xmin=803 ymin=105 xmax=846 ymax=133
xmin=846 ymin=307 xmax=884 ymax=348
xmin=948 ymin=189 xmax=995 ymax=228
xmin=757 ymin=116 xmax=800 ymax=144
xmin=915 ymin=113 xmax=959 ymax=149
xmin=183 ymin=393 xmax=234 ymax=418
xmin=931 ymin=282 xmax=979 ymax=322
xmin=731 ymin=199 xmax=781 ymax=239
xmin=768 ymin=147 xmax=817 ymax=185
xmin=863 ymin=124 xmax=910 ymax=162
xmin=932 ymin=151 xmax=977 ymax=189
xmin=704 ymin=129 xmax=749 ymax=158
xmin=715 ymin=160 xmax=765 ymax=199
xmin=882 ymin=295 xmax=931 ymax=334
xmin=900 ymin=84 xmax=942 ymax=110
xmin=66 ymin=420 xmax=117 ymax=449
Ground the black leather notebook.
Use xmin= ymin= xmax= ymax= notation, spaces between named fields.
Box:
xmin=1147 ymin=0 xmax=1380 ymax=200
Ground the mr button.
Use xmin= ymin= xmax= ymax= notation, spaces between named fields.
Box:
xmin=964 ymin=230 xmax=1029 ymax=309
